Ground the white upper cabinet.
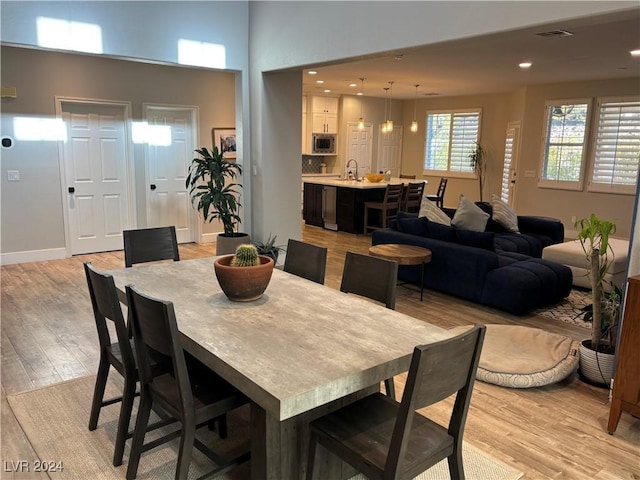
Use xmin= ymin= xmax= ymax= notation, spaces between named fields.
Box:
xmin=310 ymin=95 xmax=339 ymax=133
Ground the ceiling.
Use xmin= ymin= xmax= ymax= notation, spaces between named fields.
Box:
xmin=302 ymin=9 xmax=640 ymax=100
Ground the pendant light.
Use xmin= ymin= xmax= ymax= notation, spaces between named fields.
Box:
xmin=358 ymin=77 xmax=365 ymax=130
xmin=382 ymin=87 xmax=389 ymax=133
xmin=410 ymin=84 xmax=419 ymax=133
xmin=386 ymin=81 xmax=394 ymax=132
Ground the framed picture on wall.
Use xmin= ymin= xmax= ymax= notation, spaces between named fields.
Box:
xmin=212 ymin=128 xmax=236 ymax=159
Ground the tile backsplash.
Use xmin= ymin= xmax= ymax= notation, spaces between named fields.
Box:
xmin=302 ymin=155 xmax=325 ymax=174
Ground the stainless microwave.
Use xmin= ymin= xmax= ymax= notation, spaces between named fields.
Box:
xmin=312 ymin=133 xmax=337 ymax=154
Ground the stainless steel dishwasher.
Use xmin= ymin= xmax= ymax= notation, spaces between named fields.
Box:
xmin=322 ymin=186 xmax=337 ymax=231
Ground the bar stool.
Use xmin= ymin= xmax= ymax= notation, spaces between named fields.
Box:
xmin=363 ymin=183 xmax=404 ymax=234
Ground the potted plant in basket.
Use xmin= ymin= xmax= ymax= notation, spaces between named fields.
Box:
xmin=574 ymin=213 xmax=620 ymax=386
xmin=253 ymin=234 xmax=285 ymax=264
xmin=213 ymin=244 xmax=275 ymax=302
xmin=468 ymin=141 xmax=487 ymax=201
xmin=186 ymin=146 xmax=248 ymax=255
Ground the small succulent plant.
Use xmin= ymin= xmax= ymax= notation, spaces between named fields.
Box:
xmin=231 ymin=244 xmax=259 ymax=267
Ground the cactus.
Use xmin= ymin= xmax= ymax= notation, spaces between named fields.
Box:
xmin=231 ymin=244 xmax=259 ymax=267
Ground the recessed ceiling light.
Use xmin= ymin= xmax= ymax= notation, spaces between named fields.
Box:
xmin=631 ymin=49 xmax=640 ymax=57
xmin=394 ymin=54 xmax=404 ymax=60
xmin=349 ymin=83 xmax=357 ymax=87
xmin=316 ymin=80 xmax=324 ymax=84
xmin=356 ymin=92 xmax=363 ymax=96
xmin=308 ymin=70 xmax=317 ymax=75
xmin=519 ymin=62 xmax=532 ymax=69
xmin=323 ymin=89 xmax=331 ymax=93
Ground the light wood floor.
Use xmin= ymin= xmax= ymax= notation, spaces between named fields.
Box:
xmin=2 ymin=225 xmax=638 ymax=479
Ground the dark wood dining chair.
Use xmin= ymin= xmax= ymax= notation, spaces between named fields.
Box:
xmin=401 ymin=181 xmax=426 ymax=213
xmin=340 ymin=251 xmax=398 ymax=398
xmin=123 ymin=226 xmax=179 ymax=267
xmin=363 ymin=183 xmax=404 ymax=234
xmin=306 ymin=324 xmax=486 ymax=480
xmin=85 ymin=262 xmax=174 ymax=467
xmin=283 ymin=239 xmax=328 ymax=284
xmin=426 ymin=177 xmax=448 ymax=208
xmin=125 ymin=284 xmax=250 ymax=480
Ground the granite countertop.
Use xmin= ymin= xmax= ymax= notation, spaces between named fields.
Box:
xmin=302 ymin=177 xmax=427 ymax=189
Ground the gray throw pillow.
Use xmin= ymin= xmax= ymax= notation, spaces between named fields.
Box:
xmin=451 ymin=194 xmax=489 ymax=232
xmin=418 ymin=195 xmax=451 ymax=225
xmin=490 ymin=194 xmax=520 ymax=233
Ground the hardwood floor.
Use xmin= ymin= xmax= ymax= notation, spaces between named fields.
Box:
xmin=2 ymin=226 xmax=638 ymax=479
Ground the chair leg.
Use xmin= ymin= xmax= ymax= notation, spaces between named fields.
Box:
xmin=384 ymin=377 xmax=396 ymax=400
xmin=113 ymin=376 xmax=137 ymax=466
xmin=126 ymin=391 xmax=152 ymax=480
xmin=306 ymin=431 xmax=319 ymax=480
xmin=364 ymin=207 xmax=369 ymax=233
xmin=447 ymin=444 xmax=465 ymax=480
xmin=175 ymin=418 xmax=196 ymax=480
xmin=88 ymin=356 xmax=110 ymax=431
xmin=217 ymin=414 xmax=228 ymax=439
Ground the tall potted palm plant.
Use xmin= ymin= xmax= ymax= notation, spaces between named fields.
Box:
xmin=468 ymin=141 xmax=487 ymax=201
xmin=575 ymin=214 xmax=620 ymax=386
xmin=186 ymin=146 xmax=248 ymax=254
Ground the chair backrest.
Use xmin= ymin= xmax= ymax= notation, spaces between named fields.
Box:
xmin=126 ymin=285 xmax=191 ymax=408
xmin=340 ymin=252 xmax=398 ymax=309
xmin=437 ymin=177 xmax=448 ymax=197
xmin=399 ymin=174 xmax=416 ymax=179
xmin=84 ymin=262 xmax=134 ymax=370
xmin=403 ymin=182 xmax=425 ymax=213
xmin=123 ymin=226 xmax=180 ymax=268
xmin=386 ymin=325 xmax=486 ymax=474
xmin=383 ymin=183 xmax=404 ymax=207
xmin=283 ymin=239 xmax=328 ymax=284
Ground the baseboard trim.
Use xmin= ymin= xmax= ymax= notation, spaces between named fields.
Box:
xmin=1 ymin=248 xmax=67 ymax=265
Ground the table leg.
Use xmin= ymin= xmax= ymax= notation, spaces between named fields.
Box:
xmin=420 ymin=262 xmax=425 ymax=301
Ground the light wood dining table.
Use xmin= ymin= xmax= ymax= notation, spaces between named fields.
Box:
xmin=108 ymin=256 xmax=451 ymax=479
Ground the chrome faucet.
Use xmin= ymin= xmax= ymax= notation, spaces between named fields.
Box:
xmin=345 ymin=159 xmax=359 ymax=181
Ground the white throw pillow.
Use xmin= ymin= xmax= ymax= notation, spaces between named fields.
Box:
xmin=418 ymin=195 xmax=451 ymax=225
xmin=451 ymin=194 xmax=489 ymax=232
xmin=490 ymin=193 xmax=520 ymax=233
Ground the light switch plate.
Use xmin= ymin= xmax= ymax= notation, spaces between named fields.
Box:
xmin=7 ymin=170 xmax=20 ymax=181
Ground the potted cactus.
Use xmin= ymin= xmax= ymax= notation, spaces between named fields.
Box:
xmin=213 ymin=244 xmax=274 ymax=301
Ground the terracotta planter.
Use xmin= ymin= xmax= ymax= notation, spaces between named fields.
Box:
xmin=578 ymin=339 xmax=615 ymax=387
xmin=214 ymin=255 xmax=274 ymax=301
xmin=216 ymin=233 xmax=250 ymax=255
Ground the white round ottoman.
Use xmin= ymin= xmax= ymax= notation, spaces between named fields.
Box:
xmin=451 ymin=324 xmax=579 ymax=388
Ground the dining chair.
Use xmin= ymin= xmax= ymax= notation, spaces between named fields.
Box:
xmin=363 ymin=183 xmax=404 ymax=234
xmin=401 ymin=181 xmax=426 ymax=214
xmin=340 ymin=251 xmax=398 ymax=399
xmin=306 ymin=324 xmax=486 ymax=480
xmin=85 ymin=262 xmax=173 ymax=467
xmin=426 ymin=177 xmax=448 ymax=208
xmin=123 ymin=226 xmax=179 ymax=267
xmin=399 ymin=173 xmax=416 ymax=179
xmin=283 ymin=239 xmax=328 ymax=284
xmin=125 ymin=284 xmax=250 ymax=480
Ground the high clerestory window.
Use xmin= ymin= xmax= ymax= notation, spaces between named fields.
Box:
xmin=423 ymin=109 xmax=481 ymax=176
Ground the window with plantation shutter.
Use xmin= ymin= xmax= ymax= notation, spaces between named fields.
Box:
xmin=588 ymin=97 xmax=640 ymax=195
xmin=423 ymin=109 xmax=481 ymax=176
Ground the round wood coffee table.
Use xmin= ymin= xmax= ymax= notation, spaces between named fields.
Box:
xmin=368 ymin=244 xmax=432 ymax=301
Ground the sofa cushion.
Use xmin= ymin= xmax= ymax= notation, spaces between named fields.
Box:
xmin=396 ymin=212 xmax=429 ymax=236
xmin=418 ymin=196 xmax=451 ymax=225
xmin=456 ymin=229 xmax=495 ymax=251
xmin=495 ymin=233 xmax=543 ymax=257
xmin=491 ymin=194 xmax=520 ymax=233
xmin=428 ymin=221 xmax=458 ymax=242
xmin=452 ymin=194 xmax=489 ymax=232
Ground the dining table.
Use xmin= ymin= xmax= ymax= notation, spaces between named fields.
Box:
xmin=108 ymin=256 xmax=452 ymax=479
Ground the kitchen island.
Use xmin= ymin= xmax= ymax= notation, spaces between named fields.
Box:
xmin=303 ymin=178 xmax=425 ymax=234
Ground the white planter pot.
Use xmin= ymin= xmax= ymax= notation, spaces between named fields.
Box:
xmin=216 ymin=233 xmax=250 ymax=255
xmin=578 ymin=339 xmax=615 ymax=387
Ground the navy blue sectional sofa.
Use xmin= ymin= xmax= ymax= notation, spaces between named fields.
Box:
xmin=371 ymin=204 xmax=572 ymax=315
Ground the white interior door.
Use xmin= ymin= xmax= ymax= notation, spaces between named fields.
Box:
xmin=346 ymin=123 xmax=373 ymax=177
xmin=377 ymin=125 xmax=403 ymax=176
xmin=60 ymin=101 xmax=132 ymax=255
xmin=501 ymin=121 xmax=521 ymax=205
xmin=144 ymin=106 xmax=197 ymax=243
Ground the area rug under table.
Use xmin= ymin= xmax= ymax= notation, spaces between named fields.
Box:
xmin=451 ymin=324 xmax=580 ymax=388
xmin=7 ymin=375 xmax=524 ymax=480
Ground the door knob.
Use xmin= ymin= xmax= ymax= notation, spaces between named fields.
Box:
xmin=150 ymin=184 xmax=157 ymax=190
xmin=68 ymin=187 xmax=75 ymax=194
